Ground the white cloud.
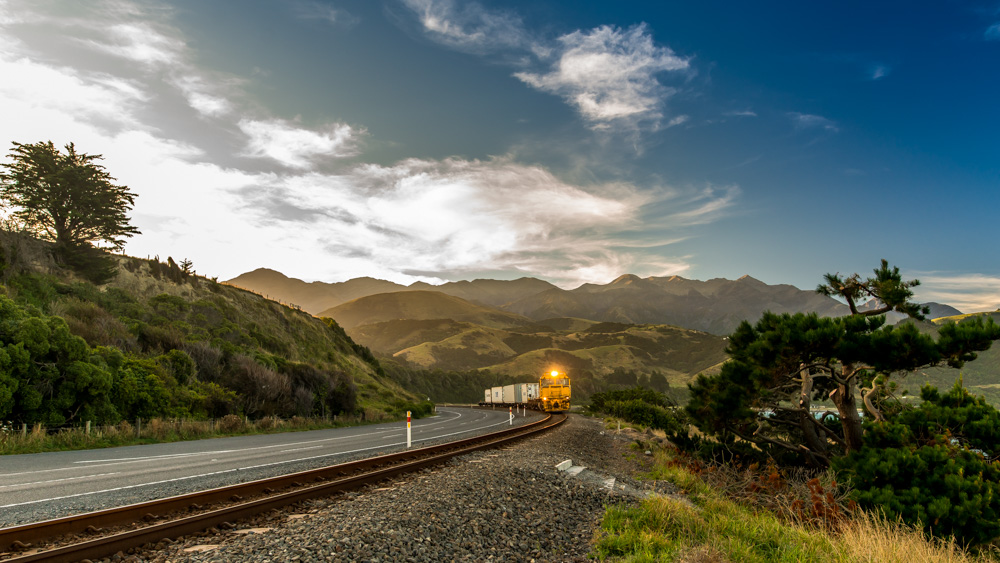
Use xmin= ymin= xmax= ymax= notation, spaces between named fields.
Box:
xmin=78 ymin=21 xmax=184 ymax=69
xmin=915 ymin=273 xmax=1000 ymax=314
xmin=401 ymin=2 xmax=690 ymax=134
xmin=515 ymin=24 xmax=690 ymax=130
xmin=400 ymin=0 xmax=528 ymax=53
xmin=0 ymin=0 xmax=736 ymax=289
xmin=986 ymin=22 xmax=1000 ymax=40
xmin=869 ymin=64 xmax=890 ymax=80
xmin=789 ymin=112 xmax=839 ymax=133
xmin=239 ymin=119 xmax=362 ymax=169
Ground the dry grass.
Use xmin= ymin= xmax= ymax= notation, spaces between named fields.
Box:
xmin=596 ymin=445 xmax=1000 ymax=563
xmin=836 ymin=510 xmax=998 ymax=563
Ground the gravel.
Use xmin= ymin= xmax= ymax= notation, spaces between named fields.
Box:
xmin=121 ymin=414 xmax=666 ymax=563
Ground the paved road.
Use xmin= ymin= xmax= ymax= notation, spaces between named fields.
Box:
xmin=0 ymin=406 xmax=539 ymax=527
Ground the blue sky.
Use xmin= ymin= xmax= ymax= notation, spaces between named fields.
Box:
xmin=1 ymin=0 xmax=998 ymax=312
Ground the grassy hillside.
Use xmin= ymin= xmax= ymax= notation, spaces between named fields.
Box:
xmin=0 ymin=232 xmax=419 ymax=426
xmin=320 ymin=290 xmax=533 ymax=330
xmin=915 ymin=312 xmax=1000 ymax=405
xmin=351 ymin=311 xmax=727 ymax=403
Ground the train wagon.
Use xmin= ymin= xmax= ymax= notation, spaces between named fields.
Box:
xmin=502 ymin=384 xmax=516 ymax=404
xmin=479 ymin=373 xmax=567 ymax=410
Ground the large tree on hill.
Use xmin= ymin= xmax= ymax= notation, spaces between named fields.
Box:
xmin=686 ymin=260 xmax=1000 ymax=467
xmin=0 ymin=141 xmax=140 ymax=253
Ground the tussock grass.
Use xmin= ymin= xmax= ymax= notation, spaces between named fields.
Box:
xmin=594 ymin=448 xmax=999 ymax=563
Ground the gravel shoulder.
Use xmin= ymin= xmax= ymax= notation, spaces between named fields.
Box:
xmin=127 ymin=414 xmax=660 ymax=563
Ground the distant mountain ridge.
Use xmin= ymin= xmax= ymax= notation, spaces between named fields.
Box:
xmin=226 ymin=268 xmax=960 ymax=336
xmin=227 ymin=268 xmax=556 ymax=314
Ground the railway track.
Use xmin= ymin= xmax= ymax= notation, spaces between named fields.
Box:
xmin=0 ymin=412 xmax=566 ymax=563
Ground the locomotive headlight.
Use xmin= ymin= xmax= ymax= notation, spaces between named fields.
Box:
xmin=550 ymin=370 xmax=559 ymax=377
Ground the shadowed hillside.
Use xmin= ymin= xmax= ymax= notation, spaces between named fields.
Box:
xmin=319 ymin=291 xmax=534 ymax=330
xmin=0 ymin=232 xmax=419 ymax=425
xmin=910 ymin=311 xmax=1000 ymax=404
xmin=226 ymin=269 xmax=555 ymax=314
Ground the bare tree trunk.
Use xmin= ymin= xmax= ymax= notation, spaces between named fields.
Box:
xmin=832 ymin=366 xmax=864 ymax=452
xmin=797 ymin=367 xmax=829 ymax=458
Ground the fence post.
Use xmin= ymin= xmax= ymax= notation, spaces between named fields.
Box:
xmin=136 ymin=418 xmax=141 ymax=438
xmin=21 ymin=423 xmax=26 ymax=437
xmin=86 ymin=421 xmax=91 ymax=436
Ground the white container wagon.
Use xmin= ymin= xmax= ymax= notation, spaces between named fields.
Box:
xmin=483 ymin=388 xmax=492 ymax=405
xmin=514 ymin=383 xmax=538 ymax=404
xmin=502 ymin=384 xmax=516 ymax=405
xmin=491 ymin=386 xmax=503 ymax=404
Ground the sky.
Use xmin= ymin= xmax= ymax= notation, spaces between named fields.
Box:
xmin=0 ymin=0 xmax=998 ymax=312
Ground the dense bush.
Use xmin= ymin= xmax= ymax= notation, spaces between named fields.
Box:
xmin=834 ymin=382 xmax=1000 ymax=546
xmin=588 ymin=387 xmax=686 ymax=435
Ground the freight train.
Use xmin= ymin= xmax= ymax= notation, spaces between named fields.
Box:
xmin=479 ymin=370 xmax=571 ymax=413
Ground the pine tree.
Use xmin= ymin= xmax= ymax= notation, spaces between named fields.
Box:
xmin=686 ymin=261 xmax=1000 ymax=467
xmin=0 ymin=141 xmax=140 ymax=281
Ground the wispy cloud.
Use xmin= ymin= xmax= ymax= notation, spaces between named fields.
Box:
xmin=236 ymin=156 xmax=680 ymax=287
xmin=724 ymin=110 xmax=757 ymax=117
xmin=664 ymin=185 xmax=740 ymax=227
xmin=869 ymin=64 xmax=890 ymax=80
xmin=0 ymin=0 xmax=736 ymax=289
xmin=399 ymin=0 xmax=528 ymax=53
xmin=915 ymin=273 xmax=1000 ymax=313
xmin=400 ymin=1 xmax=690 ymax=135
xmin=987 ymin=22 xmax=1000 ymax=40
xmin=293 ymin=1 xmax=359 ymax=28
xmin=239 ymin=119 xmax=363 ymax=169
xmin=788 ymin=112 xmax=839 ymax=133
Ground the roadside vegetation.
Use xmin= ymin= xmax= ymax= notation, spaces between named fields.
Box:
xmin=0 ymin=140 xmax=428 ymax=452
xmin=588 ymin=260 xmax=1000 ymax=560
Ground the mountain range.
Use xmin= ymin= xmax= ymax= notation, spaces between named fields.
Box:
xmin=226 ymin=268 xmax=979 ymax=403
xmin=227 ymin=269 xmax=854 ymax=336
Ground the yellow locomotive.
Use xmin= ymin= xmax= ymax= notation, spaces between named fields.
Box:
xmin=533 ymin=370 xmax=571 ymax=413
xmin=479 ymin=369 xmax=571 ymax=412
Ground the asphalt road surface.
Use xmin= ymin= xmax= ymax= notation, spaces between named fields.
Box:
xmin=0 ymin=406 xmax=539 ymax=526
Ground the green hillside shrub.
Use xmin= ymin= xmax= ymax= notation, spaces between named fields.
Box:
xmin=588 ymin=386 xmax=686 ymax=435
xmin=834 ymin=382 xmax=1000 ymax=546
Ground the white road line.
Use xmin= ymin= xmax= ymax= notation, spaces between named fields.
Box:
xmin=280 ymin=446 xmax=323 ymax=453
xmin=0 ymin=473 xmax=121 ymax=489
xmin=1 ymin=412 xmax=520 ymax=509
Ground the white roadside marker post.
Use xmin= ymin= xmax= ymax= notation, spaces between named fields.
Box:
xmin=407 ymin=410 xmax=412 ymax=449
xmin=509 ymin=406 xmax=513 ymax=426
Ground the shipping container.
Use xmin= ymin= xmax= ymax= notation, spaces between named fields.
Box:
xmin=514 ymin=384 xmax=526 ymax=404
xmin=502 ymin=384 xmax=516 ymax=404
xmin=525 ymin=383 xmax=539 ymax=400
xmin=491 ymin=386 xmax=503 ymax=403
xmin=484 ymin=388 xmax=492 ymax=404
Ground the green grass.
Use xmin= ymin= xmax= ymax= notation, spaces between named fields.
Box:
xmin=594 ymin=444 xmax=998 ymax=563
xmin=0 ymin=412 xmax=422 ymax=455
xmin=597 ymin=495 xmax=840 ymax=562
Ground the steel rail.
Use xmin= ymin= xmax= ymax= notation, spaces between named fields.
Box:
xmin=1 ymin=412 xmax=565 ymax=562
